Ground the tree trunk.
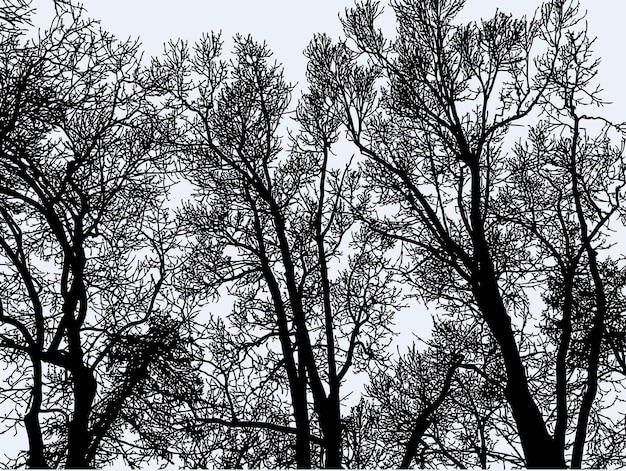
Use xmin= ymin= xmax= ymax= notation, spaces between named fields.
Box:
xmin=570 ymin=115 xmax=605 ymax=469
xmin=400 ymin=362 xmax=457 ymax=468
xmin=268 ymin=197 xmax=341 ymax=468
xmin=24 ymin=355 xmax=48 ymax=468
xmin=319 ymin=392 xmax=343 ymax=468
xmin=473 ymin=277 xmax=564 ymax=468
xmin=467 ymin=159 xmax=564 ymax=468
xmin=314 ymin=145 xmax=343 ymax=469
xmin=293 ymin=353 xmax=313 ymax=469
xmin=554 ymin=270 xmax=574 ymax=459
xmin=65 ymin=362 xmax=96 ymax=468
xmin=249 ymin=192 xmax=313 ymax=468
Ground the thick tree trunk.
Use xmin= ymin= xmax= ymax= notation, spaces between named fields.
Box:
xmin=24 ymin=355 xmax=48 ymax=468
xmin=401 ymin=417 xmax=432 ymax=469
xmin=62 ymin=244 xmax=96 ymax=468
xmin=400 ymin=362 xmax=457 ymax=468
xmin=267 ymin=296 xmax=312 ymax=468
xmin=269 ymin=199 xmax=342 ymax=468
xmin=249 ymin=192 xmax=313 ymax=468
xmin=65 ymin=362 xmax=96 ymax=468
xmin=293 ymin=355 xmax=313 ymax=469
xmin=473 ymin=277 xmax=564 ymax=468
xmin=467 ymin=160 xmax=564 ymax=468
xmin=314 ymin=145 xmax=343 ymax=469
xmin=319 ymin=392 xmax=343 ymax=468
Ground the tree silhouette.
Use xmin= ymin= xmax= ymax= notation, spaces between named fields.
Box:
xmin=1 ymin=0 xmax=626 ymax=468
xmin=0 ymin=2 xmax=201 ymax=467
xmin=499 ymin=23 xmax=626 ymax=466
xmin=344 ymin=318 xmax=519 ymax=469
xmin=305 ymin=0 xmax=626 ymax=467
xmin=150 ymin=33 xmax=400 ymax=467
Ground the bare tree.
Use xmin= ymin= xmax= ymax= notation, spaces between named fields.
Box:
xmin=151 ymin=33 xmax=400 ymax=467
xmin=304 ymin=0 xmax=626 ymax=466
xmin=345 ymin=318 xmax=520 ymax=469
xmin=499 ymin=21 xmax=626 ymax=467
xmin=0 ymin=2 xmax=201 ymax=467
xmin=3 ymin=0 xmax=626 ymax=468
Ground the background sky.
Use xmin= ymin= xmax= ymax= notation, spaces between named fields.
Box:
xmin=3 ymin=0 xmax=625 ymax=464
xmin=74 ymin=0 xmax=626 ymax=378
xmin=76 ymin=0 xmax=626 ymax=120
xmin=68 ymin=0 xmax=626 ymax=346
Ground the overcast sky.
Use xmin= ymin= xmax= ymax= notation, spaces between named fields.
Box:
xmin=2 ymin=0 xmax=623 ymax=456
xmin=70 ymin=0 xmax=626 ymax=347
xmin=75 ymin=0 xmax=626 ymax=119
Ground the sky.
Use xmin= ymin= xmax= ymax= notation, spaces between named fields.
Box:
xmin=3 ymin=0 xmax=625 ymax=464
xmin=70 ymin=0 xmax=626 ymax=348
xmin=19 ymin=0 xmax=625 ymax=362
xmin=75 ymin=0 xmax=626 ymax=379
xmin=76 ymin=0 xmax=626 ymax=120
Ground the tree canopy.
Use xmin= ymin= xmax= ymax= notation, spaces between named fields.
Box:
xmin=1 ymin=0 xmax=625 ymax=468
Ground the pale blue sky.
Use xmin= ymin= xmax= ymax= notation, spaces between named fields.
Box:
xmin=74 ymin=0 xmax=626 ymax=350
xmin=77 ymin=1 xmax=626 ymax=117
xmin=2 ymin=0 xmax=625 ymax=464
